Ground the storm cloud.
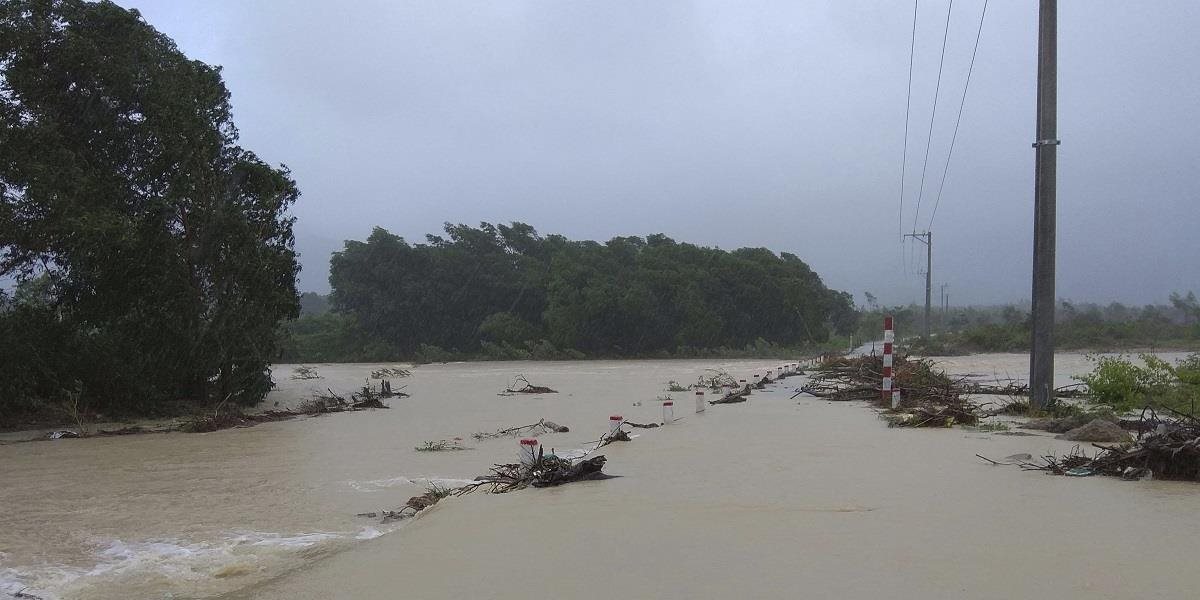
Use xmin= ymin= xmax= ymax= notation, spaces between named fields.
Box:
xmin=116 ymin=0 xmax=1200 ymax=306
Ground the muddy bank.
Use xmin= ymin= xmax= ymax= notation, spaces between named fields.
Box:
xmin=0 ymin=366 xmax=410 ymax=444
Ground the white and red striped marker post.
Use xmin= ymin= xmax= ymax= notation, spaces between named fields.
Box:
xmin=609 ymin=415 xmax=624 ymax=433
xmin=882 ymin=316 xmax=900 ymax=409
xmin=662 ymin=399 xmax=675 ymax=424
xmin=519 ymin=438 xmax=539 ymax=466
xmin=695 ymin=390 xmax=706 ymax=413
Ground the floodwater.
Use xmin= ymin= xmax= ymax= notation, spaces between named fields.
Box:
xmin=1 ymin=354 xmax=1198 ymax=599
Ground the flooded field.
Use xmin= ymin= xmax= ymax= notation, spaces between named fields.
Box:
xmin=2 ymin=354 xmax=1198 ymax=599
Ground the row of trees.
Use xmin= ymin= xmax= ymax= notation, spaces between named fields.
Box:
xmin=881 ymin=294 xmax=1200 ymax=355
xmin=1 ymin=1 xmax=300 ymax=424
xmin=282 ymin=223 xmax=856 ymax=361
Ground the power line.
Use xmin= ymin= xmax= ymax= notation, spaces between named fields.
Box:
xmin=911 ymin=0 xmax=955 ymax=233
xmin=927 ymin=0 xmax=989 ymax=230
xmin=898 ymin=0 xmax=919 ymax=242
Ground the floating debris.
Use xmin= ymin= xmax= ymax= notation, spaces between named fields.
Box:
xmin=290 ymin=365 xmax=323 ymax=380
xmin=415 ymin=439 xmax=472 ymax=452
xmin=982 ymin=408 xmax=1200 ymax=482
xmin=370 ymin=367 xmax=412 ymax=379
xmin=471 ymin=418 xmax=569 ymax=441
xmin=801 ymin=354 xmax=981 ymax=427
xmin=499 ymin=375 xmax=558 ymax=395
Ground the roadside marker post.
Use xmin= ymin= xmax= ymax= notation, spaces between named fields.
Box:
xmin=882 ymin=316 xmax=900 ymax=409
xmin=695 ymin=390 xmax=706 ymax=413
xmin=662 ymin=400 xmax=675 ymax=424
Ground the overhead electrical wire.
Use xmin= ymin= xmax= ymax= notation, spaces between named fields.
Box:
xmin=898 ymin=0 xmax=919 ymax=245
xmin=927 ymin=0 xmax=989 ymax=230
xmin=910 ymin=0 xmax=955 ymax=233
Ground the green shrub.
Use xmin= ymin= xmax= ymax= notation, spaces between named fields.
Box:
xmin=1074 ymin=353 xmax=1200 ymax=414
xmin=1074 ymin=355 xmax=1148 ymax=411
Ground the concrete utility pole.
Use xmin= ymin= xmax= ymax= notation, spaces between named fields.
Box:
xmin=1030 ymin=0 xmax=1058 ymax=411
xmin=904 ymin=231 xmax=932 ymax=338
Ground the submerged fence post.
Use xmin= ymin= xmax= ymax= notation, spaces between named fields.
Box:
xmin=610 ymin=414 xmax=623 ymax=433
xmin=882 ymin=316 xmax=900 ymax=409
xmin=519 ymin=438 xmax=538 ymax=466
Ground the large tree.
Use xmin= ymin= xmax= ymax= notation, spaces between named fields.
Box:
xmin=0 ymin=0 xmax=299 ymax=419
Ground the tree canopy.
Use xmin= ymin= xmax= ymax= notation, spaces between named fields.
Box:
xmin=0 ymin=0 xmax=300 ymax=422
xmin=300 ymin=222 xmax=855 ymax=360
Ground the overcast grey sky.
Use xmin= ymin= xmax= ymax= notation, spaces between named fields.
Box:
xmin=116 ymin=0 xmax=1199 ymax=307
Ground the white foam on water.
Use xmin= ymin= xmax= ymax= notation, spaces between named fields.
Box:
xmin=0 ymin=527 xmax=404 ymax=600
xmin=348 ymin=475 xmax=478 ymax=492
xmin=354 ymin=527 xmax=385 ymax=540
xmin=230 ymin=531 xmax=342 ymax=549
xmin=1 ymin=567 xmax=31 ymax=597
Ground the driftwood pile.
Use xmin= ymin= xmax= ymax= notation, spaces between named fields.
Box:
xmin=301 ymin=383 xmax=396 ymax=414
xmin=800 ymin=354 xmax=981 ymax=427
xmin=1002 ymin=407 xmax=1200 ymax=481
xmin=455 ymin=450 xmax=610 ymax=495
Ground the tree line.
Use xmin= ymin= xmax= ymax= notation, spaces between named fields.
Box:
xmin=282 ymin=223 xmax=857 ymax=362
xmin=878 ymin=293 xmax=1200 ymax=355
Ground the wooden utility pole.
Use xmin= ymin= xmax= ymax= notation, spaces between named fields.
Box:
xmin=1030 ymin=0 xmax=1058 ymax=411
xmin=904 ymin=231 xmax=932 ymax=338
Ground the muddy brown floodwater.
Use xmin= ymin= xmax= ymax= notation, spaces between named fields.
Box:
xmin=2 ymin=355 xmax=1198 ymax=599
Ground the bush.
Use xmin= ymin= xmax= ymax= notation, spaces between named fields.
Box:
xmin=1075 ymin=355 xmax=1148 ymax=411
xmin=1074 ymin=353 xmax=1200 ymax=414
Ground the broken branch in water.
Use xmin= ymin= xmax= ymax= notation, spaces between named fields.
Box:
xmin=624 ymin=421 xmax=660 ymax=428
xmin=415 ymin=439 xmax=472 ymax=452
xmin=499 ymin=374 xmax=558 ymax=395
xmin=371 ymin=367 xmax=411 ymax=379
xmin=711 ymin=385 xmax=751 ymax=405
xmin=471 ymin=418 xmax=569 ymax=441
xmin=358 ymin=484 xmax=456 ymax=524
